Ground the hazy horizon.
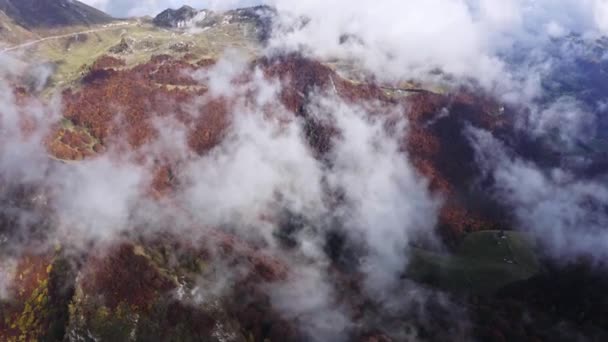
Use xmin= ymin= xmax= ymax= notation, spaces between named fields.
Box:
xmin=80 ymin=0 xmax=263 ymax=17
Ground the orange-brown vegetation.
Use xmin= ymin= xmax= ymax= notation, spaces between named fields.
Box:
xmin=80 ymin=243 xmax=175 ymax=310
xmin=58 ymin=54 xmax=390 ymax=163
xmin=207 ymin=229 xmax=289 ymax=282
xmin=0 ymin=253 xmax=54 ymax=340
xmin=47 ymin=126 xmax=96 ymax=160
xmin=60 ymin=56 xmax=216 ymax=152
xmin=140 ymin=231 xmax=294 ymax=340
xmin=11 ymin=254 xmax=52 ymax=304
xmin=90 ymin=55 xmax=126 ymax=71
xmin=187 ymin=99 xmax=230 ymax=155
xmin=259 ymin=55 xmax=510 ymax=242
xmin=400 ymin=89 xmax=508 ymax=242
xmin=149 ymin=164 xmax=174 ymax=198
xmin=439 ymin=204 xmax=498 ymax=243
xmin=55 ymin=52 xmax=510 ymax=244
xmin=133 ymin=56 xmax=199 ymax=86
xmin=196 ymin=58 xmax=217 ymax=68
xmin=259 ymin=54 xmax=390 ymax=156
xmin=260 ymin=54 xmax=389 ymax=115
xmin=145 ymin=228 xmax=288 ymax=283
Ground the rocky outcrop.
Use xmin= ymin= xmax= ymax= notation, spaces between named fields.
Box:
xmin=152 ymin=5 xmax=200 ymax=28
xmin=152 ymin=5 xmax=276 ymax=42
xmin=224 ymin=5 xmax=276 ymax=41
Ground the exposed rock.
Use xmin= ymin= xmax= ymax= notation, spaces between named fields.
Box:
xmin=169 ymin=41 xmax=194 ymax=53
xmin=153 ymin=5 xmax=200 ymax=28
xmin=153 ymin=5 xmax=276 ymax=42
xmin=108 ymin=37 xmax=134 ymax=54
xmin=223 ymin=5 xmax=276 ymax=42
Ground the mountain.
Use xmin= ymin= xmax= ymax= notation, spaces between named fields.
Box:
xmin=152 ymin=5 xmax=275 ymax=41
xmin=152 ymin=5 xmax=200 ymax=28
xmin=0 ymin=0 xmax=112 ymax=28
xmin=0 ymin=3 xmax=608 ymax=342
xmin=0 ymin=9 xmax=35 ymax=43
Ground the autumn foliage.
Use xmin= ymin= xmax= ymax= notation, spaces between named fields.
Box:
xmin=50 ymin=53 xmax=512 ymax=244
xmin=80 ymin=244 xmax=175 ymax=310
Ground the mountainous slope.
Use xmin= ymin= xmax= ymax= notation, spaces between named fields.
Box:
xmin=0 ymin=9 xmax=35 ymax=44
xmin=152 ymin=5 xmax=200 ymax=28
xmin=1 ymin=3 xmax=608 ymax=342
xmin=0 ymin=0 xmax=112 ymax=29
xmin=153 ymin=5 xmax=275 ymax=41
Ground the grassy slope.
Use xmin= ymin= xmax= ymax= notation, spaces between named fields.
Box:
xmin=0 ymin=10 xmax=36 ymax=44
xmin=407 ymin=231 xmax=541 ymax=295
xmin=24 ymin=20 xmax=261 ymax=93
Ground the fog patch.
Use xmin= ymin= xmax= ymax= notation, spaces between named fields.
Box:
xmin=467 ymin=125 xmax=608 ymax=265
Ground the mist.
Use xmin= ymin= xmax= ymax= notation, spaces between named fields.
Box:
xmin=2 ymin=0 xmax=608 ymax=340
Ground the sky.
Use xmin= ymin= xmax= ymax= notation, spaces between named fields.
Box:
xmin=80 ymin=0 xmax=608 ymax=38
xmin=80 ymin=0 xmax=262 ymax=17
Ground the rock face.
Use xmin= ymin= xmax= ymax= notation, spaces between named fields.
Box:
xmin=0 ymin=0 xmax=112 ymax=28
xmin=152 ymin=5 xmax=200 ymax=28
xmin=152 ymin=5 xmax=276 ymax=41
xmin=224 ymin=5 xmax=276 ymax=41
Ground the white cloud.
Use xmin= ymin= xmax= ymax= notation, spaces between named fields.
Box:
xmin=268 ymin=0 xmax=488 ymax=82
xmin=263 ymin=0 xmax=608 ymax=94
xmin=316 ymin=96 xmax=440 ymax=297
xmin=593 ymin=0 xmax=608 ymax=33
xmin=467 ymin=126 xmax=608 ymax=265
xmin=177 ymin=51 xmax=441 ymax=335
xmin=3 ymin=0 xmax=608 ymax=337
xmin=52 ymin=156 xmax=147 ymax=242
xmin=270 ymin=265 xmax=351 ymax=342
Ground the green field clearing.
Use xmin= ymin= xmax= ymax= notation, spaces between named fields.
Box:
xmin=406 ymin=230 xmax=541 ymax=295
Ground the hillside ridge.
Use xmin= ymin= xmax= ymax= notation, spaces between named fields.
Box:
xmin=0 ymin=0 xmax=112 ymax=29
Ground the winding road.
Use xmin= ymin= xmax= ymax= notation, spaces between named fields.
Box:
xmin=0 ymin=22 xmax=132 ymax=53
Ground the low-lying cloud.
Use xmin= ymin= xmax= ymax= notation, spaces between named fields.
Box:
xmin=3 ymin=0 xmax=608 ymax=339
xmin=467 ymin=125 xmax=608 ymax=265
xmin=266 ymin=0 xmax=608 ymax=94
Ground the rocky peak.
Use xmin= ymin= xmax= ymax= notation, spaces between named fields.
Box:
xmin=152 ymin=4 xmax=276 ymax=42
xmin=152 ymin=5 xmax=202 ymax=28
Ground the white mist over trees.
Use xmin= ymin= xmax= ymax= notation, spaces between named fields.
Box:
xmin=1 ymin=0 xmax=608 ymax=340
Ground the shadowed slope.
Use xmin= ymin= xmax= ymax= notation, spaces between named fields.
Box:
xmin=0 ymin=0 xmax=112 ymax=29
